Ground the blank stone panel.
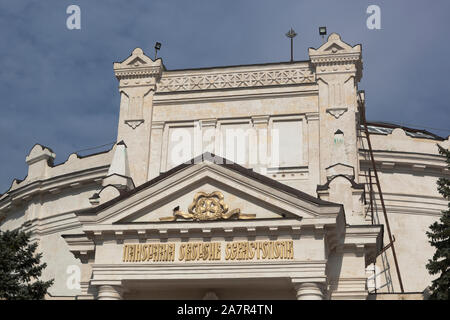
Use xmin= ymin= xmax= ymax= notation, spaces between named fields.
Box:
xmin=167 ymin=126 xmax=195 ymax=169
xmin=272 ymin=120 xmax=303 ymax=168
xmin=218 ymin=122 xmax=251 ymax=167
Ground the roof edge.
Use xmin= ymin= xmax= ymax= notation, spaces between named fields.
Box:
xmin=78 ymin=152 xmax=342 ymax=215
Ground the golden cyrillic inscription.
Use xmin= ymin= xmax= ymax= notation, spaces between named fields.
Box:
xmin=122 ymin=244 xmax=175 ymax=262
xmin=122 ymin=240 xmax=294 ymax=262
xmin=178 ymin=242 xmax=221 ymax=262
xmin=225 ymin=241 xmax=294 ymax=261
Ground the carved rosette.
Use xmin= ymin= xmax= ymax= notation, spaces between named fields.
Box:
xmin=160 ymin=191 xmax=256 ymax=221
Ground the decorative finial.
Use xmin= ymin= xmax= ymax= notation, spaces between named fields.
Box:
xmin=285 ymin=28 xmax=297 ymax=62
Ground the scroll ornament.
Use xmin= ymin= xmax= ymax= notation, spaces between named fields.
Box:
xmin=160 ymin=191 xmax=256 ymax=222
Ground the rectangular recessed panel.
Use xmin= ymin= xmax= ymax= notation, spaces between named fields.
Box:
xmin=273 ymin=120 xmax=302 ymax=168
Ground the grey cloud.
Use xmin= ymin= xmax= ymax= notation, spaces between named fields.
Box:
xmin=0 ymin=0 xmax=449 ymax=192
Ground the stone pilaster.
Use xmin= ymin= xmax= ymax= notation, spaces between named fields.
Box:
xmin=306 ymin=112 xmax=320 ymax=188
xmin=114 ymin=48 xmax=163 ymax=186
xmin=309 ymin=33 xmax=362 ymax=185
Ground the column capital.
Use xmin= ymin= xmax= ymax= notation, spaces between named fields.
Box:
xmin=199 ymin=118 xmax=217 ymax=128
xmin=291 ymin=281 xmax=325 ymax=300
xmin=97 ymin=284 xmax=124 ymax=300
xmin=251 ymin=115 xmax=270 ymax=125
xmin=305 ymin=112 xmax=319 ymax=122
xmin=151 ymin=121 xmax=165 ymax=130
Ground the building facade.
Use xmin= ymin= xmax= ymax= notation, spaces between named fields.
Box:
xmin=0 ymin=33 xmax=448 ymax=300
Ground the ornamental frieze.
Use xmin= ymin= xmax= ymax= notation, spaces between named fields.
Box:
xmin=157 ymin=67 xmax=315 ymax=92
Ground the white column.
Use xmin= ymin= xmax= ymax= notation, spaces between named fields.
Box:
xmin=97 ymin=285 xmax=123 ymax=300
xmin=293 ymin=282 xmax=324 ymax=300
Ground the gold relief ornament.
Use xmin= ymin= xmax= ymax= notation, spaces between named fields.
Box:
xmin=159 ymin=191 xmax=256 ymax=221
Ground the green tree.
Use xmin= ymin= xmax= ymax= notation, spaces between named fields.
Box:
xmin=0 ymin=229 xmax=53 ymax=300
xmin=426 ymin=145 xmax=450 ymax=300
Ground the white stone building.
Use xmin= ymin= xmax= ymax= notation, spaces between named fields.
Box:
xmin=0 ymin=33 xmax=448 ymax=300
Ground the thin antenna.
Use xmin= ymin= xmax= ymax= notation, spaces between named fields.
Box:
xmin=285 ymin=28 xmax=297 ymax=62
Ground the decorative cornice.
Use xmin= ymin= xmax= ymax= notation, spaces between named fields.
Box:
xmin=90 ymin=260 xmax=328 ymax=285
xmin=308 ymin=33 xmax=361 ymax=65
xmin=79 ymin=218 xmax=338 ymax=244
xmin=310 ymin=54 xmax=361 ymax=66
xmin=62 ymin=233 xmax=96 ymax=261
xmin=113 ymin=48 xmax=163 ymax=87
xmin=308 ymin=33 xmax=362 ymax=81
xmin=359 ymin=149 xmax=447 ymax=166
xmin=114 ymin=66 xmax=161 ymax=80
xmin=157 ymin=66 xmax=315 ymax=93
xmin=359 ymin=151 xmax=449 ymax=176
xmin=0 ymin=166 xmax=109 ymax=212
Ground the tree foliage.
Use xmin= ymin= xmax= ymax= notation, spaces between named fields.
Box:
xmin=426 ymin=145 xmax=450 ymax=300
xmin=0 ymin=229 xmax=53 ymax=300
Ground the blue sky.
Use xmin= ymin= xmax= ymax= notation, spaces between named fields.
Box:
xmin=0 ymin=0 xmax=449 ymax=193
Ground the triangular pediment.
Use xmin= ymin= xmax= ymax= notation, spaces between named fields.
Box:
xmin=121 ymin=183 xmax=290 ymax=224
xmin=76 ymin=154 xmax=342 ymax=226
xmin=127 ymin=57 xmax=148 ymax=67
xmin=113 ymin=47 xmax=162 ymax=70
xmin=324 ymin=43 xmax=345 ymax=53
xmin=308 ymin=33 xmax=361 ymax=57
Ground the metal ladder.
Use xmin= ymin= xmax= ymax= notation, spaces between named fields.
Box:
xmin=358 ymin=91 xmax=405 ymax=293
